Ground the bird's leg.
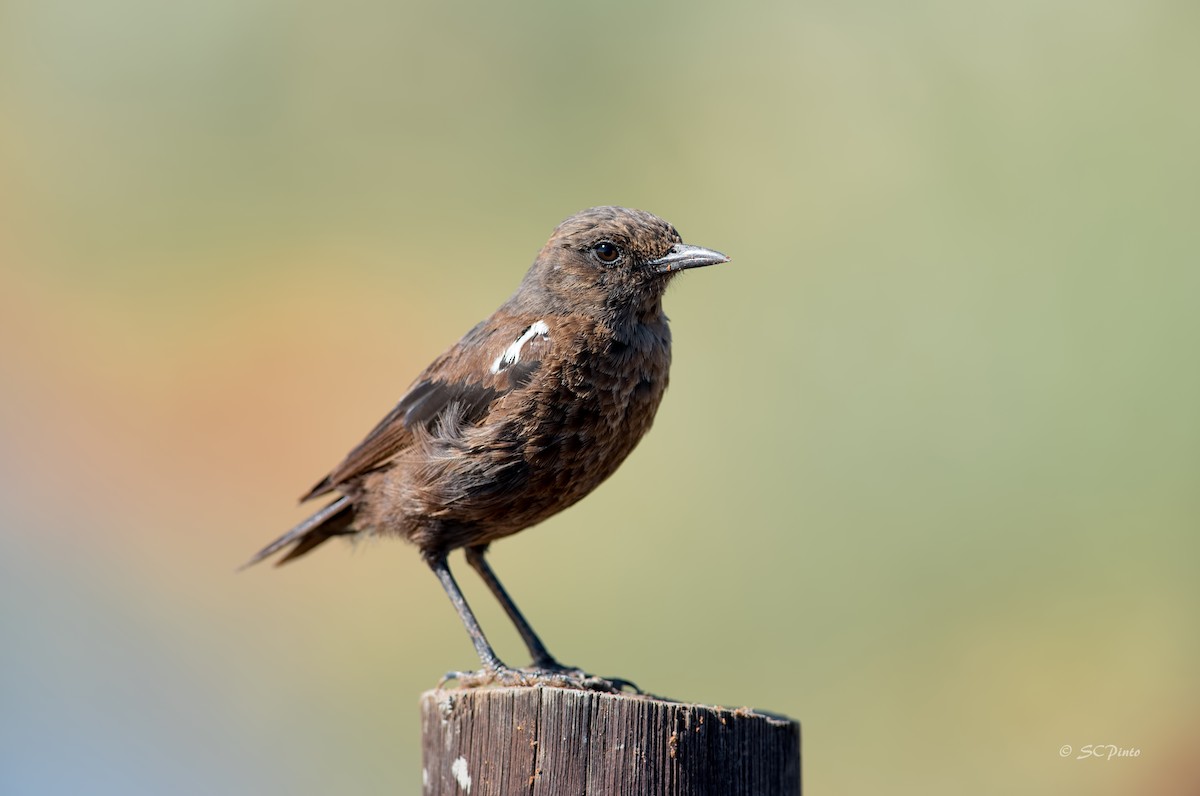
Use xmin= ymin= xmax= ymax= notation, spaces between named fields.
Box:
xmin=424 ymin=550 xmax=507 ymax=674
xmin=464 ymin=544 xmax=562 ymax=670
xmin=464 ymin=545 xmax=641 ymax=695
xmin=427 ymin=549 xmax=629 ymax=691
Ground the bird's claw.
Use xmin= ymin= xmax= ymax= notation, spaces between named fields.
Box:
xmin=531 ymin=662 xmax=641 ymax=694
xmin=439 ymin=665 xmax=640 ymax=694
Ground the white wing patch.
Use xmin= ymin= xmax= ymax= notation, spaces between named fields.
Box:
xmin=489 ymin=320 xmax=550 ymax=374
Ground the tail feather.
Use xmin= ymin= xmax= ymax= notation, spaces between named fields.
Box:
xmin=240 ymin=497 xmax=355 ymax=570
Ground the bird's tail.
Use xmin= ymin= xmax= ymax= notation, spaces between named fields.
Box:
xmin=240 ymin=496 xmax=355 ymax=570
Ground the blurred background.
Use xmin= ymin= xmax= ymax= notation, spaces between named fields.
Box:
xmin=2 ymin=0 xmax=1197 ymax=793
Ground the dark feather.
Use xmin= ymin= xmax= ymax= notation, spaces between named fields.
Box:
xmin=239 ymin=497 xmax=354 ymax=569
xmin=301 ymin=317 xmax=551 ymax=502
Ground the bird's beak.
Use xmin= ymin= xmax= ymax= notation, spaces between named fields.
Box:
xmin=648 ymin=243 xmax=730 ymax=274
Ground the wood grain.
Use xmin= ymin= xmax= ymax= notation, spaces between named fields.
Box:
xmin=420 ymin=687 xmax=800 ymax=795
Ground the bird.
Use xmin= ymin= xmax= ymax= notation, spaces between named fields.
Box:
xmin=244 ymin=206 xmax=728 ymax=690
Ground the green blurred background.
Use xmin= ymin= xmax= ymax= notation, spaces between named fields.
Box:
xmin=2 ymin=0 xmax=1197 ymax=793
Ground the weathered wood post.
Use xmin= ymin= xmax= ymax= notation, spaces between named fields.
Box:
xmin=420 ymin=687 xmax=800 ymax=795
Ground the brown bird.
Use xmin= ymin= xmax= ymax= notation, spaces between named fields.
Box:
xmin=245 ymin=206 xmax=728 ymax=690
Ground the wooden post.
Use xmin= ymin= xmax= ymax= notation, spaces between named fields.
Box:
xmin=420 ymin=686 xmax=800 ymax=795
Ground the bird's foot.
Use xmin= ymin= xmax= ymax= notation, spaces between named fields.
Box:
xmin=440 ymin=664 xmax=640 ymax=694
xmin=528 ymin=659 xmax=641 ymax=694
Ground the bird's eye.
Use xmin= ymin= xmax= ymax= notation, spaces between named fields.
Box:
xmin=592 ymin=242 xmax=621 ymax=264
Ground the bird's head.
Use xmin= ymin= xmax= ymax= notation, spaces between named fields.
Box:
xmin=510 ymin=206 xmax=728 ymax=321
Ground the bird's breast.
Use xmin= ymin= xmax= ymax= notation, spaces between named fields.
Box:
xmin=489 ymin=319 xmax=673 ymax=527
xmin=381 ymin=317 xmax=674 ymax=549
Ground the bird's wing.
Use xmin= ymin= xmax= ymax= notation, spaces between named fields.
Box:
xmin=301 ymin=315 xmax=554 ymax=501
